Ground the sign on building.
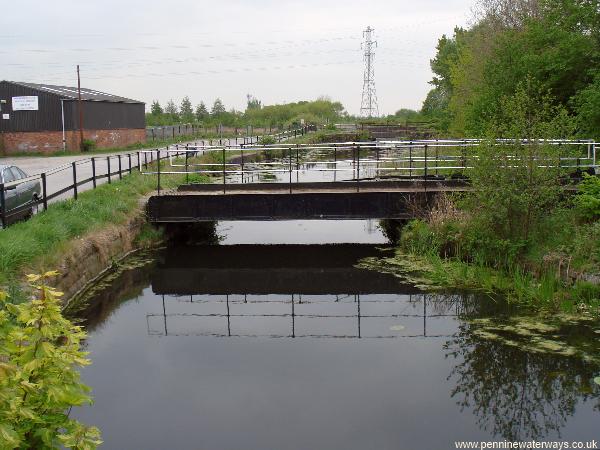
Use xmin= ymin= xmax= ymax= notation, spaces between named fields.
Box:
xmin=12 ymin=96 xmax=39 ymax=111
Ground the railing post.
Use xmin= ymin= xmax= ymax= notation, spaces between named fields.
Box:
xmin=40 ymin=173 xmax=48 ymax=211
xmin=185 ymin=146 xmax=189 ymax=184
xmin=0 ymin=184 xmax=6 ymax=227
xmin=409 ymin=143 xmax=413 ymax=178
xmin=128 ymin=153 xmax=132 ymax=174
xmin=424 ymin=144 xmax=428 ymax=181
xmin=289 ymin=147 xmax=292 ymax=194
xmin=72 ymin=162 xmax=78 ymax=200
xmin=107 ymin=157 xmax=111 ymax=184
xmin=118 ymin=155 xmax=123 ymax=180
xmin=222 ymin=147 xmax=226 ymax=194
xmin=334 ymin=146 xmax=337 ymax=182
xmin=92 ymin=157 xmax=97 ymax=188
xmin=241 ymin=148 xmax=245 ymax=183
xmin=356 ymin=145 xmax=360 ymax=192
xmin=157 ymin=149 xmax=161 ymax=195
xmin=296 ymin=144 xmax=300 ymax=183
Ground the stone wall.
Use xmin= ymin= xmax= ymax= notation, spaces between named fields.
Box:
xmin=0 ymin=128 xmax=146 ymax=154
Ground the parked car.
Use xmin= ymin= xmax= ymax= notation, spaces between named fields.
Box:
xmin=0 ymin=164 xmax=41 ymax=227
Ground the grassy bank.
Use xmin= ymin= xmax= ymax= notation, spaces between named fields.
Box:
xmin=0 ymin=163 xmax=207 ymax=290
xmin=367 ymin=187 xmax=600 ymax=315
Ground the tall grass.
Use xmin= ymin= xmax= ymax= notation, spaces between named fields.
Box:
xmin=0 ymin=167 xmax=206 ymax=285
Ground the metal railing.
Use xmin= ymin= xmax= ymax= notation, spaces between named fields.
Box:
xmin=0 ymin=149 xmax=183 ymax=228
xmin=141 ymin=138 xmax=598 ymax=195
xmin=0 ymin=125 xmax=316 ymax=228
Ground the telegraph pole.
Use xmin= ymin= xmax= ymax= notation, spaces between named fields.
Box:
xmin=360 ymin=26 xmax=379 ymax=118
xmin=77 ymin=65 xmax=84 ymax=150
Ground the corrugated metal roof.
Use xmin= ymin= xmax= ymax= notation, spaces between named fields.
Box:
xmin=3 ymin=81 xmax=143 ymax=104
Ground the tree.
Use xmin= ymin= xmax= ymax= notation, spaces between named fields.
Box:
xmin=0 ymin=272 xmax=102 ymax=449
xmin=466 ymin=78 xmax=576 ymax=262
xmin=180 ymin=96 xmax=194 ymax=123
xmin=195 ymin=102 xmax=208 ymax=122
xmin=211 ymin=98 xmax=226 ymax=116
xmin=246 ymin=94 xmax=261 ymax=111
xmin=150 ymin=100 xmax=162 ymax=115
xmin=165 ymin=99 xmax=178 ymax=117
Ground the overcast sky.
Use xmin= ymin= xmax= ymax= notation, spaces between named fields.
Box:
xmin=1 ymin=0 xmax=473 ymax=116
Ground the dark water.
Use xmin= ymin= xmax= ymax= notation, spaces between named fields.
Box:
xmin=70 ymin=220 xmax=600 ymax=450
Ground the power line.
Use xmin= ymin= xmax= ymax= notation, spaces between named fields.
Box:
xmin=360 ymin=26 xmax=378 ymax=118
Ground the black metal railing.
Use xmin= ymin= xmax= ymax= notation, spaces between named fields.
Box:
xmin=0 ymin=125 xmax=317 ymax=228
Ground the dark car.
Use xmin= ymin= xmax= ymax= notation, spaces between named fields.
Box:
xmin=0 ymin=164 xmax=41 ymax=227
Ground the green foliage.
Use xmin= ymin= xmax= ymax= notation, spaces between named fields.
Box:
xmin=0 ymin=169 xmax=190 ymax=285
xmin=150 ymin=100 xmax=163 ymax=116
xmin=147 ymin=97 xmax=345 ymax=129
xmin=422 ymin=0 xmax=600 ymax=137
xmin=465 ymin=79 xmax=575 ymax=261
xmin=211 ymin=98 xmax=226 ymax=116
xmin=258 ymin=135 xmax=276 ymax=145
xmin=574 ymin=173 xmax=600 ymax=221
xmin=195 ymin=102 xmax=208 ymax=122
xmin=0 ymin=272 xmax=102 ymax=449
xmin=246 ymin=95 xmax=261 ymax=111
xmin=164 ymin=99 xmax=178 ymax=117
xmin=179 ymin=96 xmax=194 ymax=123
xmin=80 ymin=139 xmax=96 ymax=152
xmin=572 ymin=72 xmax=600 ymax=137
xmin=244 ymin=98 xmax=346 ymax=128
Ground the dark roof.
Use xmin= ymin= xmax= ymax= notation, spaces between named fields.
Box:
xmin=3 ymin=81 xmax=143 ymax=104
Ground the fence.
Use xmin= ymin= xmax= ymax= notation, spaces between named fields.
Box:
xmin=0 ymin=149 xmax=186 ymax=228
xmin=141 ymin=138 xmax=598 ymax=194
xmin=0 ymin=125 xmax=315 ymax=228
xmin=145 ymin=124 xmax=314 ymax=142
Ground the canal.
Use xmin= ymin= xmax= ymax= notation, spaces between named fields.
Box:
xmin=68 ymin=219 xmax=600 ymax=449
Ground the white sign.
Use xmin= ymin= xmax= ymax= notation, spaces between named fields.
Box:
xmin=12 ymin=96 xmax=39 ymax=111
xmin=2 ymin=114 xmax=9 ymax=120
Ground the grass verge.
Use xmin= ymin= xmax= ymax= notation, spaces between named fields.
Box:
xmin=0 ymin=164 xmax=207 ymax=288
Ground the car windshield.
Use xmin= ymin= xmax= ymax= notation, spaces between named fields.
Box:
xmin=12 ymin=167 xmax=28 ymax=179
xmin=2 ymin=168 xmax=16 ymax=183
xmin=9 ymin=167 xmax=23 ymax=180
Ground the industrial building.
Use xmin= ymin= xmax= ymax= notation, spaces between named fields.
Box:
xmin=0 ymin=81 xmax=145 ymax=154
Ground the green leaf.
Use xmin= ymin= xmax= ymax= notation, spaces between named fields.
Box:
xmin=0 ymin=423 xmax=21 ymax=447
xmin=594 ymin=376 xmax=600 ymax=386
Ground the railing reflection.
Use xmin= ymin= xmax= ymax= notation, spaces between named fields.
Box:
xmin=146 ymin=293 xmax=466 ymax=339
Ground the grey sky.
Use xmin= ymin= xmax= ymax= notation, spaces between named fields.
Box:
xmin=1 ymin=0 xmax=473 ymax=116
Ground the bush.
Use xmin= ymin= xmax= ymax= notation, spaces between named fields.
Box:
xmin=80 ymin=139 xmax=96 ymax=152
xmin=0 ymin=272 xmax=102 ymax=449
xmin=259 ymin=135 xmax=276 ymax=145
xmin=573 ymin=173 xmax=600 ymax=221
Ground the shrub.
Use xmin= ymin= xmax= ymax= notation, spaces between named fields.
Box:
xmin=0 ymin=272 xmax=102 ymax=449
xmin=573 ymin=173 xmax=600 ymax=221
xmin=259 ymin=135 xmax=276 ymax=145
xmin=80 ymin=139 xmax=96 ymax=152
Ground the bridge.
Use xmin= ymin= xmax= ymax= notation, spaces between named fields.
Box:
xmin=144 ymin=139 xmax=597 ymax=223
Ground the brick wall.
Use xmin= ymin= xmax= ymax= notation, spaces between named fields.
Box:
xmin=0 ymin=128 xmax=146 ymax=154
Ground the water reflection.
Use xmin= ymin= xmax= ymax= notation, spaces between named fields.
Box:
xmin=70 ymin=241 xmax=600 ymax=449
xmin=147 ymin=293 xmax=462 ymax=339
xmin=445 ymin=322 xmax=600 ymax=441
